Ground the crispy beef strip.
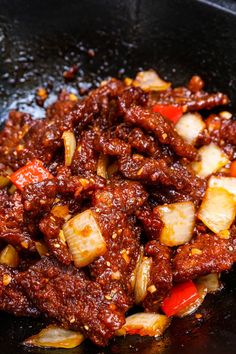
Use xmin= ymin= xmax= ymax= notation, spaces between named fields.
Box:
xmin=0 ymin=98 xmax=76 ymax=170
xmin=136 ymin=204 xmax=163 ymax=240
xmin=173 ymin=233 xmax=236 ymax=282
xmin=151 ymin=86 xmax=229 ymax=111
xmin=117 ymin=88 xmax=197 ymax=160
xmin=67 ymin=78 xmax=125 ymax=132
xmin=71 ymin=130 xmax=100 ymax=177
xmin=115 ymin=124 xmax=164 ymax=159
xmin=0 ymin=80 xmax=124 ymax=171
xmin=39 ymin=214 xmax=72 ymax=265
xmin=90 ymin=178 xmax=148 ymax=310
xmin=0 ymin=111 xmax=34 ymax=169
xmin=0 ymin=189 xmax=35 ymax=252
xmin=18 ymin=257 xmax=125 ymax=346
xmin=221 ymin=118 xmax=236 ymax=146
xmin=22 ymin=179 xmax=58 ymax=214
xmin=142 ymin=241 xmax=173 ymax=312
xmin=123 ymin=105 xmax=197 ymax=160
xmin=94 ymin=134 xmax=206 ymax=201
xmin=0 ymin=265 xmax=40 ymax=317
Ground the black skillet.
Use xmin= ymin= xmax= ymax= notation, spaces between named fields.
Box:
xmin=1 ymin=0 xmax=236 ymax=353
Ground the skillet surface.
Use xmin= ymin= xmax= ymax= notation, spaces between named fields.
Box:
xmin=0 ymin=0 xmax=236 ymax=353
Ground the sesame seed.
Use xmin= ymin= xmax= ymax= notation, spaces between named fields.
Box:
xmin=106 ymin=261 xmax=111 ymax=267
xmin=54 ymin=243 xmax=60 ymax=248
xmin=84 ymin=325 xmax=89 ymax=330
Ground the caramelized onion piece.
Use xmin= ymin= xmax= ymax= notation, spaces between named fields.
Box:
xmin=198 ymin=187 xmax=236 ymax=234
xmin=0 ymin=166 xmax=12 ymax=189
xmin=156 ymin=202 xmax=195 ymax=247
xmin=191 ymin=143 xmax=229 ymax=178
xmin=23 ymin=325 xmax=84 ymax=349
xmin=209 ymin=176 xmax=236 ymax=201
xmin=130 ymin=246 xmax=144 ymax=290
xmin=116 ymin=313 xmax=170 ymax=337
xmin=0 ymin=245 xmax=19 ymax=268
xmin=175 ymin=112 xmax=205 ymax=145
xmin=35 ymin=241 xmax=49 ymax=257
xmin=196 ymin=273 xmax=221 ymax=293
xmin=97 ymin=153 xmax=108 ymax=179
xmin=0 ymin=176 xmax=10 ymax=189
xmin=63 ymin=209 xmax=107 ymax=268
xmin=62 ymin=131 xmax=76 ymax=167
xmin=134 ymin=256 xmax=152 ymax=304
xmin=132 ymin=70 xmax=171 ymax=92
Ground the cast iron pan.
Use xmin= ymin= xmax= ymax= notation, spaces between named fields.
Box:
xmin=1 ymin=0 xmax=236 ymax=353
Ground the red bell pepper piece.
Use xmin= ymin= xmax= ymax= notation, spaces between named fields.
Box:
xmin=230 ymin=161 xmax=236 ymax=177
xmin=10 ymin=159 xmax=53 ymax=191
xmin=152 ymin=104 xmax=183 ymax=124
xmin=161 ymin=280 xmax=199 ymax=317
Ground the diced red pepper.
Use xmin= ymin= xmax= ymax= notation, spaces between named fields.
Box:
xmin=152 ymin=104 xmax=183 ymax=124
xmin=161 ymin=280 xmax=199 ymax=317
xmin=230 ymin=161 xmax=236 ymax=177
xmin=10 ymin=159 xmax=53 ymax=191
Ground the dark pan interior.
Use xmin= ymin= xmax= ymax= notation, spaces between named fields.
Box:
xmin=0 ymin=0 xmax=236 ymax=353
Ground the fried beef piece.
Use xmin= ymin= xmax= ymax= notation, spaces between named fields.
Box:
xmin=95 ymin=134 xmax=205 ymax=200
xmin=56 ymin=165 xmax=105 ymax=199
xmin=117 ymin=86 xmax=148 ymax=113
xmin=39 ymin=214 xmax=72 ymax=265
xmin=220 ymin=118 xmax=236 ymax=146
xmin=18 ymin=257 xmax=125 ymax=346
xmin=68 ymin=79 xmax=125 ymax=132
xmin=22 ymin=179 xmax=58 ymax=214
xmin=152 ymin=86 xmax=229 ymax=111
xmin=1 ymin=98 xmax=76 ymax=170
xmin=136 ymin=204 xmax=163 ymax=240
xmin=0 ymin=189 xmax=35 ymax=252
xmin=90 ymin=178 xmax=148 ymax=309
xmin=72 ymin=130 xmax=100 ymax=177
xmin=120 ymin=104 xmax=197 ymax=161
xmin=94 ymin=134 xmax=131 ymax=156
xmin=142 ymin=241 xmax=172 ymax=311
xmin=0 ymin=265 xmax=39 ymax=317
xmin=173 ymin=234 xmax=236 ymax=282
xmin=115 ymin=124 xmax=162 ymax=159
xmin=0 ymin=111 xmax=33 ymax=168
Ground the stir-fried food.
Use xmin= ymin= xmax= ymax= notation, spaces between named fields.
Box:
xmin=0 ymin=69 xmax=235 ymax=348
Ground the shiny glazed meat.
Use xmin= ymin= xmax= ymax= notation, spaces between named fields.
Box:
xmin=0 ymin=70 xmax=236 ymax=347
